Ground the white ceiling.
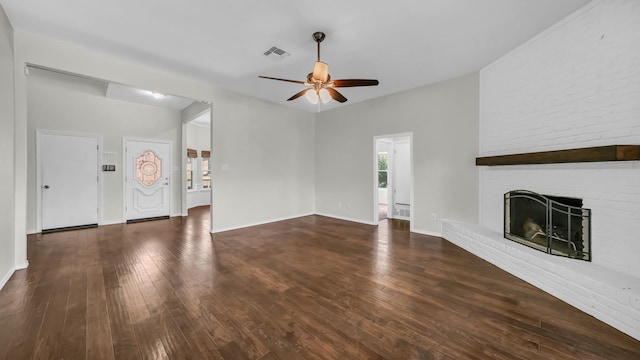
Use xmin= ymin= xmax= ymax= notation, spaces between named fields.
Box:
xmin=1 ymin=0 xmax=591 ymax=112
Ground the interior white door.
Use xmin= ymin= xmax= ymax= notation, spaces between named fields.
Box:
xmin=40 ymin=133 xmax=99 ymax=230
xmin=393 ymin=141 xmax=411 ymax=219
xmin=124 ymin=140 xmax=171 ymax=221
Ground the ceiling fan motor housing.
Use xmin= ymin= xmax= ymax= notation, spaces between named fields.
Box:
xmin=312 ymin=32 xmax=326 ymax=43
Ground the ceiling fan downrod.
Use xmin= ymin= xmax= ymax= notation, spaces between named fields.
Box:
xmin=312 ymin=32 xmax=325 ymax=62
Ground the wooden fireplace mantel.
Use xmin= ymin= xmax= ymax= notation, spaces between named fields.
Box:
xmin=476 ymin=145 xmax=640 ymax=166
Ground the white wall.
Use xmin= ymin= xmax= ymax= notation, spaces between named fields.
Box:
xmin=186 ymin=122 xmax=211 ymax=153
xmin=26 ymin=67 xmax=184 ymax=229
xmin=0 ymin=5 xmax=16 ymax=289
xmin=316 ymin=73 xmax=479 ymax=234
xmin=479 ymin=0 xmax=640 ymax=276
xmin=13 ymin=32 xmax=316 ymax=265
xmin=210 ymin=92 xmax=316 ymax=231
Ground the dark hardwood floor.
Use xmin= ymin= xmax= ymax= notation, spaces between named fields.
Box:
xmin=1 ymin=206 xmax=639 ymax=359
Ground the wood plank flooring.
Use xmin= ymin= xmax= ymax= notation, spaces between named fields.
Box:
xmin=1 ymin=206 xmax=639 ymax=359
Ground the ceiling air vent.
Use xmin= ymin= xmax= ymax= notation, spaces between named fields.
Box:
xmin=264 ymin=46 xmax=291 ymax=59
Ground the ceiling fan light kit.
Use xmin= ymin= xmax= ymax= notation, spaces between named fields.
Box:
xmin=318 ymin=88 xmax=331 ymax=103
xmin=312 ymin=61 xmax=329 ymax=83
xmin=304 ymin=88 xmax=332 ymax=105
xmin=259 ymin=32 xmax=379 ymax=104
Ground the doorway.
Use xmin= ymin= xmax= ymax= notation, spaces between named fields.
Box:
xmin=37 ymin=131 xmax=101 ymax=232
xmin=184 ymin=108 xmax=212 ymax=211
xmin=123 ymin=139 xmax=172 ymax=222
xmin=374 ymin=134 xmax=413 ymax=225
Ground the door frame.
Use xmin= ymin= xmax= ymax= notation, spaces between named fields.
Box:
xmin=36 ymin=130 xmax=103 ymax=233
xmin=122 ymin=137 xmax=173 ymax=222
xmin=373 ymin=132 xmax=414 ymax=231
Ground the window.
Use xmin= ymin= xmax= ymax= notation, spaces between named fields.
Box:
xmin=378 ymin=152 xmax=388 ymax=188
xmin=202 ymin=157 xmax=211 ymax=189
xmin=135 ymin=150 xmax=162 ymax=186
xmin=200 ymin=150 xmax=211 ymax=190
xmin=187 ymin=148 xmax=197 ymax=190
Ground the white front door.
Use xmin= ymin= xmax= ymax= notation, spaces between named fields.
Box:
xmin=124 ymin=140 xmax=171 ymax=221
xmin=39 ymin=132 xmax=99 ymax=230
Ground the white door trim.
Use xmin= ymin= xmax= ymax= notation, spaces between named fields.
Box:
xmin=372 ymin=132 xmax=414 ymax=232
xmin=36 ymin=130 xmax=103 ymax=232
xmin=122 ymin=137 xmax=173 ymax=222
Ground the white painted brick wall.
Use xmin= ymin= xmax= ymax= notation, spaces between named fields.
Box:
xmin=481 ymin=0 xmax=640 ymax=156
xmin=479 ymin=0 xmax=640 ymax=277
xmin=462 ymin=0 xmax=640 ymax=339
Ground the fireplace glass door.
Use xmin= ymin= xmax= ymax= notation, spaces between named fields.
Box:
xmin=504 ymin=190 xmax=591 ymax=261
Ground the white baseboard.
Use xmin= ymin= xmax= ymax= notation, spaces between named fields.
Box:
xmin=314 ymin=212 xmax=377 ymax=225
xmin=411 ymin=228 xmax=442 ymax=237
xmin=212 ymin=213 xmax=315 ymax=233
xmin=106 ymin=214 xmax=182 ymax=226
xmin=48 ymin=215 xmax=185 ymax=228
xmin=30 ymin=220 xmax=127 ymax=232
xmin=0 ymin=266 xmax=15 ymax=291
xmin=15 ymin=260 xmax=29 ymax=270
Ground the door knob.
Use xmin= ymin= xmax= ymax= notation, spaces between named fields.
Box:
xmin=43 ymin=185 xmax=50 ymax=189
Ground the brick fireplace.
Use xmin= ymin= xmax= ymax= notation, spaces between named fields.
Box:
xmin=446 ymin=0 xmax=640 ymax=340
xmin=504 ymin=190 xmax=591 ymax=261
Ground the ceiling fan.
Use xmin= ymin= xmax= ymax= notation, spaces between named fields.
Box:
xmin=259 ymin=32 xmax=379 ymax=104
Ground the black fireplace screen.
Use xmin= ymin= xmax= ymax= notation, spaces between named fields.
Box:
xmin=504 ymin=190 xmax=591 ymax=261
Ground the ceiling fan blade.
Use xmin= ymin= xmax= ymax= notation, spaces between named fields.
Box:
xmin=287 ymin=88 xmax=312 ymax=101
xmin=259 ymin=76 xmax=305 ymax=85
xmin=326 ymin=88 xmax=347 ymax=103
xmin=332 ymin=79 xmax=379 ymax=88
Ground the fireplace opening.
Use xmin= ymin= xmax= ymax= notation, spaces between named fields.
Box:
xmin=504 ymin=190 xmax=591 ymax=261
